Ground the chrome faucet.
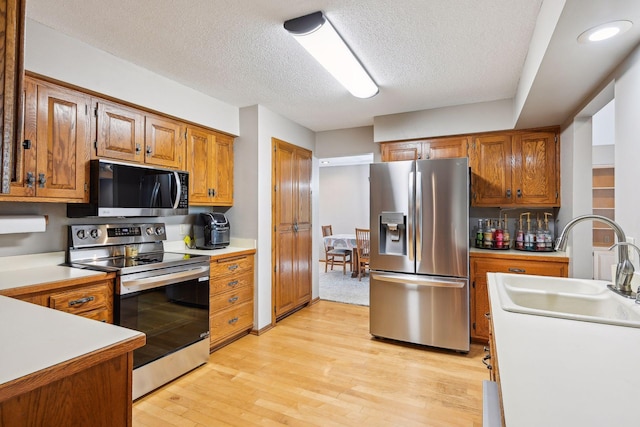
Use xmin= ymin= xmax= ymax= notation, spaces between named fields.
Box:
xmin=608 ymin=242 xmax=640 ymax=303
xmin=555 ymin=214 xmax=635 ymax=297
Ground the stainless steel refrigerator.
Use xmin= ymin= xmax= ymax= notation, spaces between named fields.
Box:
xmin=369 ymin=157 xmax=469 ymax=352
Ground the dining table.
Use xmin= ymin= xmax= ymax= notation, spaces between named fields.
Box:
xmin=323 ymin=234 xmax=359 ymax=277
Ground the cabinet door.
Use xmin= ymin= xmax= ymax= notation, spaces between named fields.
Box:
xmin=0 ymin=0 xmax=25 ymax=194
xmin=426 ymin=136 xmax=468 ymax=159
xmin=273 ymin=139 xmax=312 ymax=318
xmin=186 ymin=127 xmax=234 ymax=206
xmin=381 ymin=141 xmax=422 ymax=162
xmin=470 ymin=256 xmax=568 ymax=341
xmin=95 ymin=99 xmax=145 ymax=162
xmin=212 ymin=133 xmax=234 ymax=205
xmin=144 ymin=115 xmax=184 ymax=169
xmin=470 ymin=134 xmax=512 ymax=206
xmin=513 ymin=131 xmax=559 ymax=206
xmin=4 ymin=76 xmax=37 ymax=197
xmin=35 ymin=82 xmax=91 ymax=200
xmin=186 ymin=126 xmax=215 ymax=204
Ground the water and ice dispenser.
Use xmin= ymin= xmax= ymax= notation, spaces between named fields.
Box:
xmin=378 ymin=212 xmax=407 ymax=255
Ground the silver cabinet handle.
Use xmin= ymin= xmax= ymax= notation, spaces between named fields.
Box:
xmin=69 ymin=296 xmax=95 ymax=306
xmin=228 ymin=296 xmax=239 ymax=303
xmin=228 ymin=317 xmax=239 ymax=325
xmin=227 ymin=264 xmax=239 ymax=271
xmin=227 ymin=280 xmax=239 ymax=287
xmin=508 ymin=267 xmax=526 ymax=273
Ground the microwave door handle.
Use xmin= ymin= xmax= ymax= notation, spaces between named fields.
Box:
xmin=172 ymin=171 xmax=182 ymax=209
xmin=149 ymin=180 xmax=160 ymax=207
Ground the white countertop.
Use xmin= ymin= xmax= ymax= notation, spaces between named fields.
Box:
xmin=470 ymin=247 xmax=569 ymax=258
xmin=488 ymin=273 xmax=640 ymax=427
xmin=164 ymin=239 xmax=256 ymax=257
xmin=0 ymin=251 xmax=112 ymax=292
xmin=0 ymin=295 xmax=144 ymax=386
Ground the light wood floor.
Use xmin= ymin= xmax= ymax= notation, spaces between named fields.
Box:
xmin=133 ymin=301 xmax=487 ymax=426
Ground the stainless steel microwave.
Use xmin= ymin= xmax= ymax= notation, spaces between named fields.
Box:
xmin=67 ymin=159 xmax=189 ymax=217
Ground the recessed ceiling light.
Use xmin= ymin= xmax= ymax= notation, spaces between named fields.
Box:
xmin=578 ymin=20 xmax=633 ymax=44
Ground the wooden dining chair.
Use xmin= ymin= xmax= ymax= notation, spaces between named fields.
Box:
xmin=355 ymin=228 xmax=370 ymax=281
xmin=322 ymin=225 xmax=351 ymax=274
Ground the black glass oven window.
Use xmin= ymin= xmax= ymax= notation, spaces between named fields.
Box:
xmin=118 ymin=278 xmax=209 ymax=369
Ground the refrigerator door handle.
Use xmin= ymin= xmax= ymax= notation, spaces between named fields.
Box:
xmin=372 ymin=273 xmax=466 ymax=288
xmin=415 ymin=171 xmax=422 ymax=263
xmin=408 ymin=171 xmax=415 ymax=261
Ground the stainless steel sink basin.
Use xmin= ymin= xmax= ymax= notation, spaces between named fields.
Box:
xmin=494 ymin=273 xmax=640 ymax=328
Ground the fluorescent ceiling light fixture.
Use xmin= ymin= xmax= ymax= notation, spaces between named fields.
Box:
xmin=284 ymin=11 xmax=378 ymax=99
xmin=578 ymin=20 xmax=633 ymax=43
xmin=318 ymin=153 xmax=374 ymax=167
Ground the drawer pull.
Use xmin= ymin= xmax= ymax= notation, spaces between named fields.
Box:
xmin=228 ymin=296 xmax=239 ymax=303
xmin=484 ymin=312 xmax=491 ymax=319
xmin=227 ymin=264 xmax=239 ymax=271
xmin=508 ymin=267 xmax=526 ymax=273
xmin=69 ymin=296 xmax=95 ymax=307
xmin=227 ymin=280 xmax=239 ymax=287
xmin=228 ymin=317 xmax=239 ymax=325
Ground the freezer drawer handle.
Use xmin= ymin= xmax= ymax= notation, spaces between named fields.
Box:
xmin=373 ymin=274 xmax=465 ymax=288
xmin=508 ymin=267 xmax=526 ymax=273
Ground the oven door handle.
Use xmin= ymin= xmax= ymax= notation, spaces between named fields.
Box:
xmin=120 ymin=267 xmax=209 ymax=294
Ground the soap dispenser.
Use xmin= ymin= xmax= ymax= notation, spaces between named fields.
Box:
xmin=543 ymin=213 xmax=554 ymax=250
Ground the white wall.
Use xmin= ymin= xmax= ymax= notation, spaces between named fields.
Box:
xmin=25 ymin=19 xmax=239 ymax=135
xmin=318 ymin=165 xmax=370 ymax=259
xmin=372 ymin=99 xmax=514 ymax=142
xmin=559 ymin=42 xmax=640 ymax=277
xmin=315 ymin=126 xmax=378 ymax=160
xmin=228 ymin=105 xmax=316 ymax=332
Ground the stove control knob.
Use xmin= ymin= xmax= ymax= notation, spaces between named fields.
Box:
xmin=89 ymin=228 xmax=102 ymax=239
xmin=155 ymin=226 xmax=165 ymax=236
xmin=76 ymin=229 xmax=86 ymax=239
xmin=146 ymin=226 xmax=155 ymax=235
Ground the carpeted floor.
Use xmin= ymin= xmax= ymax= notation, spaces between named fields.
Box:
xmin=319 ymin=261 xmax=369 ymax=306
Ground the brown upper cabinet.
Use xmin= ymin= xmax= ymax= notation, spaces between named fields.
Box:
xmin=186 ymin=125 xmax=234 ymax=206
xmin=94 ymin=99 xmax=185 ymax=170
xmin=469 ymin=129 xmax=559 ymax=207
xmin=0 ymin=0 xmax=25 ymax=194
xmin=380 ymin=136 xmax=469 ymax=161
xmin=1 ymin=76 xmax=91 ymax=202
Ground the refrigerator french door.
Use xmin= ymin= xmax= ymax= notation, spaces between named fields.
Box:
xmin=369 ymin=158 xmax=470 ymax=352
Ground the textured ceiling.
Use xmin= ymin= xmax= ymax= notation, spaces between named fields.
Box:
xmin=26 ymin=0 xmax=542 ymax=132
xmin=25 ymin=1 xmax=640 ymax=133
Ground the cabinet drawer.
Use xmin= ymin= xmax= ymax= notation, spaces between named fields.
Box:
xmin=210 ymin=285 xmax=253 ymax=313
xmin=49 ymin=284 xmax=110 ymax=315
xmin=210 ymin=255 xmax=253 ymax=279
xmin=474 ymin=258 xmax=568 ymax=278
xmin=211 ymin=272 xmax=253 ymax=295
xmin=210 ymin=302 xmax=253 ymax=342
xmin=79 ymin=308 xmax=110 ymax=323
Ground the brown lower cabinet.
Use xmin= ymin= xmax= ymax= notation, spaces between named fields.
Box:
xmin=0 ymin=273 xmax=115 ymax=323
xmin=470 ymin=251 xmax=568 ymax=342
xmin=209 ymin=250 xmax=255 ymax=351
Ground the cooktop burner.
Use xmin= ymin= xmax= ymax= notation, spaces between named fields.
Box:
xmin=71 ymin=252 xmax=207 ymax=274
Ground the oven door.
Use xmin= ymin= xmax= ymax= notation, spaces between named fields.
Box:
xmin=116 ymin=265 xmax=210 ymax=370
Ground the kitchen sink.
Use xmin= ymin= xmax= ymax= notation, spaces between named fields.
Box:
xmin=494 ymin=273 xmax=640 ymax=328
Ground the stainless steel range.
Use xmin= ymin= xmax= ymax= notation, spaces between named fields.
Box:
xmin=66 ymin=222 xmax=210 ymax=400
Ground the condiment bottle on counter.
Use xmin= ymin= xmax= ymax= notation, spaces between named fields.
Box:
xmin=544 ymin=213 xmax=554 ymax=250
xmin=524 ymin=213 xmax=534 ymax=250
xmin=536 ymin=216 xmax=546 ymax=251
xmin=495 ymin=220 xmax=504 ymax=248
xmin=516 ymin=215 xmax=525 ymax=249
xmin=483 ymin=219 xmax=493 ymax=248
xmin=502 ymin=214 xmax=510 ymax=249
xmin=476 ymin=219 xmax=484 ymax=248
